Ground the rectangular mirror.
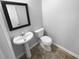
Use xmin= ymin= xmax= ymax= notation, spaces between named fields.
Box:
xmin=1 ymin=1 xmax=31 ymax=31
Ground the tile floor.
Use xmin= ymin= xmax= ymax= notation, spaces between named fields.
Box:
xmin=20 ymin=44 xmax=77 ymax=59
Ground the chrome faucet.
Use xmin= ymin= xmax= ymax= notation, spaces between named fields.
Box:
xmin=21 ymin=32 xmax=26 ymax=41
xmin=21 ymin=32 xmax=25 ymax=36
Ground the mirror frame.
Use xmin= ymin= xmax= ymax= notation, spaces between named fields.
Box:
xmin=1 ymin=1 xmax=31 ymax=31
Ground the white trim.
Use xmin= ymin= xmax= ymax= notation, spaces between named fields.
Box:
xmin=17 ymin=42 xmax=79 ymax=59
xmin=17 ymin=42 xmax=38 ymax=59
xmin=53 ymin=43 xmax=79 ymax=59
xmin=16 ymin=52 xmax=25 ymax=59
xmin=30 ymin=42 xmax=38 ymax=49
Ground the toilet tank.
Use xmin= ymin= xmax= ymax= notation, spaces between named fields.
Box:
xmin=34 ymin=28 xmax=44 ymax=38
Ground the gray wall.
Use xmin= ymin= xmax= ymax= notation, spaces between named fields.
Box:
xmin=0 ymin=10 xmax=16 ymax=59
xmin=0 ymin=49 xmax=6 ymax=59
xmin=0 ymin=0 xmax=42 ymax=58
xmin=42 ymin=0 xmax=79 ymax=56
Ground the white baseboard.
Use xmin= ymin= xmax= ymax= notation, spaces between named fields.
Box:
xmin=30 ymin=42 xmax=38 ymax=49
xmin=17 ymin=42 xmax=79 ymax=59
xmin=53 ymin=43 xmax=79 ymax=59
xmin=16 ymin=52 xmax=25 ymax=59
xmin=17 ymin=42 xmax=38 ymax=59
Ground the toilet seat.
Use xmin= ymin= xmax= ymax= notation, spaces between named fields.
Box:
xmin=40 ymin=36 xmax=52 ymax=45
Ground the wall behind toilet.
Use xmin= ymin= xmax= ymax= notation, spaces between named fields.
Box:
xmin=42 ymin=0 xmax=79 ymax=56
xmin=0 ymin=0 xmax=42 ymax=57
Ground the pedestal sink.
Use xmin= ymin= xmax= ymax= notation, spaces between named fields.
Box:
xmin=13 ymin=32 xmax=33 ymax=58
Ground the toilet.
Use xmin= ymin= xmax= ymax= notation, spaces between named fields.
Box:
xmin=34 ymin=28 xmax=52 ymax=51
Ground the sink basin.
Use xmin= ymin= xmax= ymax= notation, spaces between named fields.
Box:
xmin=13 ymin=32 xmax=33 ymax=45
xmin=23 ymin=32 xmax=33 ymax=42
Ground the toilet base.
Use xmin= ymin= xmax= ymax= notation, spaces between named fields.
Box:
xmin=40 ymin=43 xmax=52 ymax=52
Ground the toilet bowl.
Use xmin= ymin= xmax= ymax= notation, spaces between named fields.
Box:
xmin=34 ymin=28 xmax=53 ymax=51
xmin=40 ymin=36 xmax=52 ymax=51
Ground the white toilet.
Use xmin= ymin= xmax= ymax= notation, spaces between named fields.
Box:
xmin=34 ymin=28 xmax=52 ymax=51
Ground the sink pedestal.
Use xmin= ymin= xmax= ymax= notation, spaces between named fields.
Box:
xmin=24 ymin=43 xmax=31 ymax=59
xmin=13 ymin=32 xmax=33 ymax=59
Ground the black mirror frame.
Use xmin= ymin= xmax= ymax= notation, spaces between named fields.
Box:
xmin=1 ymin=1 xmax=31 ymax=31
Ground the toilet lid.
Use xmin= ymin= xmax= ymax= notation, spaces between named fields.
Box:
xmin=40 ymin=36 xmax=52 ymax=43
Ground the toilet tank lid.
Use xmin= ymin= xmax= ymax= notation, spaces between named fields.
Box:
xmin=34 ymin=28 xmax=44 ymax=33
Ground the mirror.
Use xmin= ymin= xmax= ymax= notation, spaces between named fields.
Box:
xmin=1 ymin=1 xmax=31 ymax=31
